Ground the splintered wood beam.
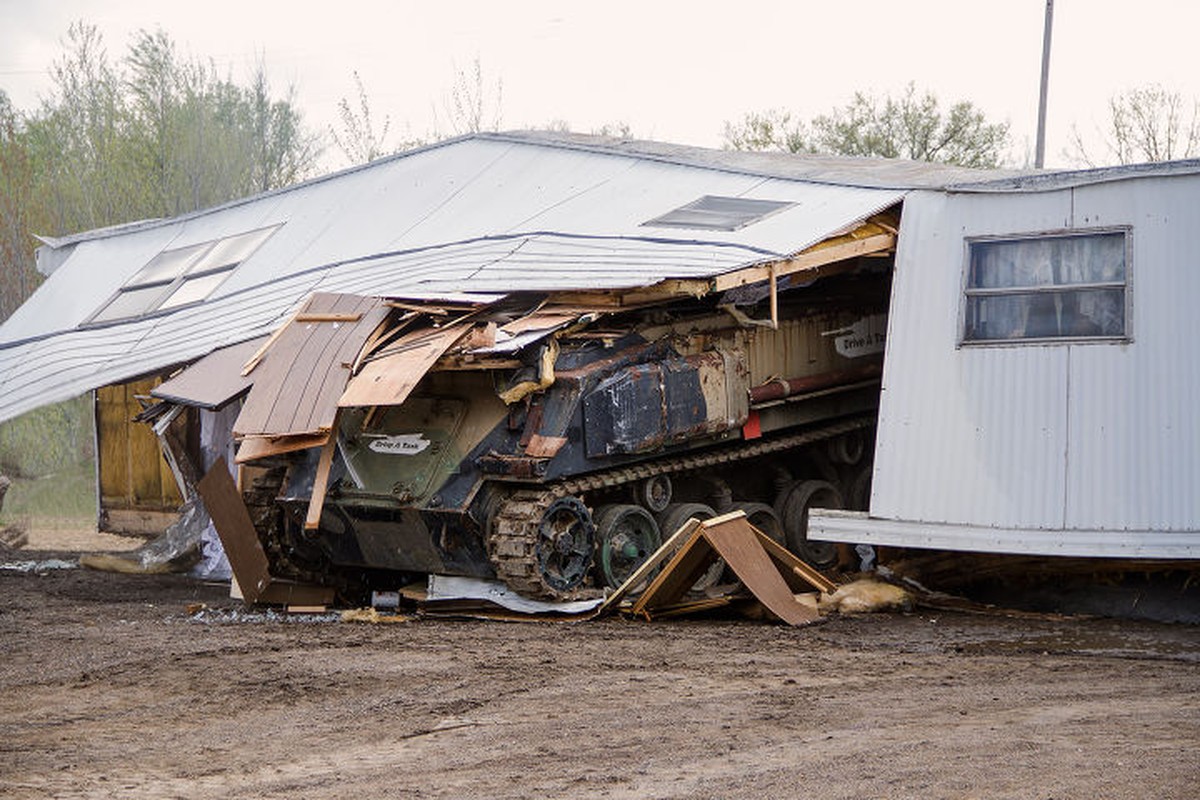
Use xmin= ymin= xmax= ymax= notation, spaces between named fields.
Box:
xmin=712 ymin=231 xmax=897 ymax=292
xmin=304 ymin=418 xmax=340 ymax=530
xmin=545 ymin=281 xmax=712 ymax=309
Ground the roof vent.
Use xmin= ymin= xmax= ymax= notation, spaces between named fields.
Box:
xmin=642 ymin=195 xmax=793 ymax=231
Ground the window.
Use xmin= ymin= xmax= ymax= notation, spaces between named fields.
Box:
xmin=962 ymin=230 xmax=1128 ymax=343
xmin=87 ymin=225 xmax=280 ymax=324
xmin=642 ymin=195 xmax=794 ymax=231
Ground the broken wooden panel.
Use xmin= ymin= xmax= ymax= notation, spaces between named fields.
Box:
xmin=234 ymin=293 xmax=390 ymax=438
xmin=711 ymin=224 xmax=897 ymax=293
xmin=196 ymin=457 xmax=334 ymax=606
xmin=152 ymin=337 xmax=267 ymax=409
xmin=630 ymin=511 xmax=821 ymax=626
xmin=339 ymin=320 xmax=473 ymax=408
xmin=598 ymin=518 xmax=704 ymax=615
xmin=499 ymin=310 xmax=581 ymax=336
xmin=235 ymin=432 xmax=330 ymax=464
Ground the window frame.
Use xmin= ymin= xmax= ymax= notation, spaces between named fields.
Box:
xmin=83 ymin=224 xmax=281 ymax=326
xmin=958 ymin=226 xmax=1133 ymax=347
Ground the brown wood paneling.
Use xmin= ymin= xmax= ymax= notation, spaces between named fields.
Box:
xmin=152 ymin=337 xmax=265 ymax=409
xmin=97 ymin=376 xmax=185 ymax=533
xmin=96 ymin=385 xmax=131 ymax=504
xmin=126 ymin=381 xmax=166 ymax=504
xmin=235 ymin=294 xmax=389 ymax=438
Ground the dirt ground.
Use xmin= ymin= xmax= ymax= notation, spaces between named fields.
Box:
xmin=2 ymin=547 xmax=1198 ymax=800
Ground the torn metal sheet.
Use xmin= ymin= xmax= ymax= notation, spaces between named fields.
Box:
xmin=426 ymin=575 xmax=603 ymax=615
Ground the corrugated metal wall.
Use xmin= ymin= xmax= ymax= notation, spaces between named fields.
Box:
xmin=871 ymin=175 xmax=1199 ymax=540
xmin=1063 ymin=177 xmax=1200 ymax=531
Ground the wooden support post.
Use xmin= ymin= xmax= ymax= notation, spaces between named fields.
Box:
xmin=769 ymin=264 xmax=778 ymax=330
xmin=304 ymin=418 xmax=340 ymax=531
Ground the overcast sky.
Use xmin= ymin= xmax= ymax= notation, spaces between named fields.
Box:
xmin=1 ymin=0 xmax=1197 ymax=171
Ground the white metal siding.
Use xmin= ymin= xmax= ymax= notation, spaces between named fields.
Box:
xmin=1064 ymin=177 xmax=1200 ymax=531
xmin=867 ymin=176 xmax=1200 ymax=554
xmin=871 ymin=190 xmax=1074 ymax=528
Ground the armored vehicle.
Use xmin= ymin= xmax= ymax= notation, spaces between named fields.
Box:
xmin=233 ymin=266 xmax=888 ymax=601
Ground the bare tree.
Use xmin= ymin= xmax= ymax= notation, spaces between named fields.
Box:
xmin=435 ymin=57 xmax=502 ymax=137
xmin=1068 ymin=84 xmax=1200 ymax=166
xmin=330 ymin=71 xmax=394 ymax=166
xmin=0 ymin=91 xmax=39 ymax=322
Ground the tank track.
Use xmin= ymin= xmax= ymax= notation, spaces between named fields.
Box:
xmin=485 ymin=413 xmax=873 ymax=598
xmin=489 ymin=489 xmax=575 ymax=599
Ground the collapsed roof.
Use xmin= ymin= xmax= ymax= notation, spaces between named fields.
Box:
xmin=0 ymin=132 xmax=942 ymax=423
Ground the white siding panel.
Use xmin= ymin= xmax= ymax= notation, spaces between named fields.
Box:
xmin=1065 ymin=177 xmax=1200 ymax=530
xmin=872 ymin=190 xmax=1074 ymax=529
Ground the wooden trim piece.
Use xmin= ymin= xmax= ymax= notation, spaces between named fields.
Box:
xmin=295 ymin=312 xmax=363 ymax=323
xmin=305 ymin=414 xmax=340 ymax=530
xmin=713 ymin=232 xmax=896 ymax=292
xmin=235 ymin=432 xmax=330 ymax=464
xmin=754 ymin=530 xmax=839 ymax=594
xmin=241 ymin=306 xmax=302 ymax=376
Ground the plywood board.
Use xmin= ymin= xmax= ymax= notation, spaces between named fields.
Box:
xmin=703 ymin=518 xmax=819 ymax=625
xmin=196 ymin=457 xmax=334 ymax=606
xmin=339 ymin=320 xmax=471 ymax=408
xmin=152 ymin=337 xmax=266 ymax=409
xmin=235 ymin=432 xmax=330 ymax=464
xmin=630 ymin=512 xmax=819 ymax=626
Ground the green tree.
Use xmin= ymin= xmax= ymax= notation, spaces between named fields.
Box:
xmin=0 ymin=22 xmax=320 ymax=322
xmin=722 ymin=109 xmax=808 ymax=154
xmin=724 ymin=84 xmax=1011 ymax=168
xmin=0 ymin=91 xmax=40 ymax=322
xmin=1068 ymin=84 xmax=1199 ymax=166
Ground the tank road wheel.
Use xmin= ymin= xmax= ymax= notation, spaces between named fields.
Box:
xmin=489 ymin=491 xmax=596 ymax=599
xmin=595 ymin=504 xmax=662 ymax=590
xmin=776 ymin=479 xmax=843 ymax=569
xmin=633 ymin=475 xmax=673 ymax=514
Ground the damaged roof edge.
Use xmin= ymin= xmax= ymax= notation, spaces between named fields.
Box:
xmin=1 ymin=231 xmax=782 ymax=352
xmin=946 ymin=157 xmax=1200 ymax=193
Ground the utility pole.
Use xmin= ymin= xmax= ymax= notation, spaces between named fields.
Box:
xmin=1035 ymin=0 xmax=1054 ymax=168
